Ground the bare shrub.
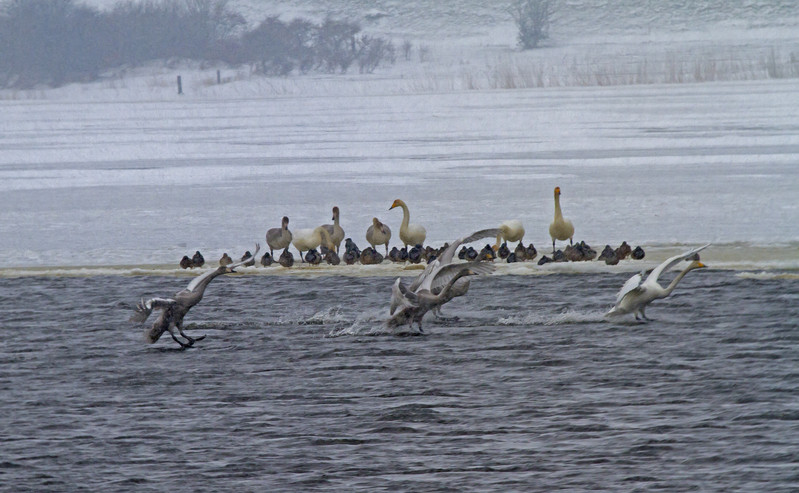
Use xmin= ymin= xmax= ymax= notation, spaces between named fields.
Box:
xmin=418 ymin=45 xmax=430 ymax=63
xmin=314 ymin=17 xmax=360 ymax=73
xmin=509 ymin=0 xmax=555 ymax=50
xmin=357 ymin=35 xmax=395 ymax=74
xmin=402 ymin=40 xmax=412 ymax=61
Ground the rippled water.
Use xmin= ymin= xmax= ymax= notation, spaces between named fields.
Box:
xmin=2 ymin=269 xmax=798 ymax=491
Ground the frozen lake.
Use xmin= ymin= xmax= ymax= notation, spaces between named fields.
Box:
xmin=1 ymin=80 xmax=798 ymax=273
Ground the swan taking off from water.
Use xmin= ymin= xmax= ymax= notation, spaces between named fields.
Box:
xmin=266 ymin=216 xmax=292 ymax=256
xmin=606 ymin=244 xmax=710 ymax=321
xmin=389 ymin=199 xmax=426 ymax=248
xmin=388 ymin=265 xmax=491 ymax=332
xmin=549 ymin=186 xmax=574 ymax=253
xmin=131 ymin=244 xmax=260 ymax=348
xmin=322 ymin=206 xmax=345 ymax=253
xmin=366 ymin=217 xmax=392 ymax=255
xmin=389 ymin=228 xmax=499 ymax=331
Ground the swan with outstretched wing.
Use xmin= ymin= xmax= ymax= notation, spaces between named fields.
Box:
xmin=131 ymin=244 xmax=260 ymax=348
xmin=606 ymin=243 xmax=710 ymax=321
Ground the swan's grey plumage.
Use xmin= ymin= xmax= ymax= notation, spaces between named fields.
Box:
xmin=132 ymin=244 xmax=260 ymax=348
xmin=266 ymin=216 xmax=292 ymax=256
xmin=606 ymin=243 xmax=710 ymax=320
xmin=388 ymin=262 xmax=493 ymax=332
xmin=366 ymin=217 xmax=391 ymax=255
xmin=406 ymin=228 xmax=499 ymax=293
xmin=388 ymin=228 xmax=499 ymax=330
xmin=322 ymin=206 xmax=345 ymax=253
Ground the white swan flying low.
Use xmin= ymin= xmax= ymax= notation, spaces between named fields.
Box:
xmin=606 ymin=244 xmax=710 ymax=321
xmin=390 ymin=199 xmax=426 ymax=248
xmin=131 ymin=244 xmax=260 ymax=348
xmin=549 ymin=186 xmax=574 ymax=253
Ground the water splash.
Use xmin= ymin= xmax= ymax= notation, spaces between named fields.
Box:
xmin=736 ymin=271 xmax=799 ymax=281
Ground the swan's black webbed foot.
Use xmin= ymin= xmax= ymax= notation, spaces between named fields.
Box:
xmin=171 ymin=334 xmax=193 ymax=349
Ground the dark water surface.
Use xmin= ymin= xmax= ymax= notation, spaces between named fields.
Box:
xmin=1 ymin=270 xmax=798 ymax=492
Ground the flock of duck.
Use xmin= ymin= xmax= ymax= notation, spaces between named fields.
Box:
xmin=134 ymin=187 xmax=710 ymax=348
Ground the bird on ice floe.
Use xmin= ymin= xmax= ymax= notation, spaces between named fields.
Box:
xmin=549 ymin=186 xmax=574 ymax=254
xmin=389 ymin=199 xmax=426 ymax=249
xmin=322 ymin=206 xmax=345 ymax=254
xmin=131 ymin=244 xmax=260 ymax=348
xmin=366 ymin=217 xmax=392 ymax=256
xmin=266 ymin=216 xmax=292 ymax=257
xmin=492 ymin=220 xmax=525 ymax=252
xmin=606 ymin=244 xmax=709 ymax=321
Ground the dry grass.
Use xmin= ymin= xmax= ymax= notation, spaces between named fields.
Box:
xmin=454 ymin=47 xmax=799 ymax=91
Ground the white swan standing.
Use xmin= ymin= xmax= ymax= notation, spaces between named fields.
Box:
xmin=365 ymin=217 xmax=392 ymax=255
xmin=389 ymin=199 xmax=426 ymax=248
xmin=549 ymin=186 xmax=574 ymax=253
xmin=322 ymin=206 xmax=345 ymax=253
xmin=266 ymin=216 xmax=292 ymax=256
xmin=606 ymin=244 xmax=710 ymax=321
xmin=492 ymin=219 xmax=525 ymax=251
xmin=131 ymin=244 xmax=260 ymax=348
xmin=292 ymin=226 xmax=336 ymax=261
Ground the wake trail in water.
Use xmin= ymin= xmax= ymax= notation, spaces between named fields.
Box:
xmin=498 ymin=308 xmax=609 ymax=326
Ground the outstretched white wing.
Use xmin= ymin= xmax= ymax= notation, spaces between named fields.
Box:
xmin=408 ymin=228 xmax=500 ymax=292
xmin=429 ymin=261 xmax=495 ymax=294
xmin=616 ymin=272 xmax=643 ymax=305
xmin=130 ymin=297 xmax=175 ymax=323
xmin=646 ymin=243 xmax=710 ymax=284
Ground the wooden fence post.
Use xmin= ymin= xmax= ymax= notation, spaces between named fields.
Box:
xmin=177 ymin=75 xmax=183 ymax=95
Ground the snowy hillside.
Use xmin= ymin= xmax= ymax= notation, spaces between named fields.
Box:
xmin=79 ymin=0 xmax=799 ymax=41
xmin=2 ymin=0 xmax=785 ymax=102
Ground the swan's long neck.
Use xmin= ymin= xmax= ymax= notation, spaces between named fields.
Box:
xmin=493 ymin=232 xmax=503 ymax=250
xmin=399 ymin=203 xmax=410 ymax=230
xmin=662 ymin=265 xmax=697 ymax=296
xmin=193 ymin=268 xmax=226 ymax=296
xmin=333 ymin=212 xmax=340 ymax=227
xmin=554 ymin=194 xmax=564 ymax=220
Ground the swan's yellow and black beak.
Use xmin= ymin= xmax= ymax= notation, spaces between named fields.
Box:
xmin=389 ymin=199 xmax=401 ymax=210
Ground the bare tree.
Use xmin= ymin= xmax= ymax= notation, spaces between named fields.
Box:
xmin=509 ymin=0 xmax=555 ymax=50
xmin=357 ymin=35 xmax=395 ymax=74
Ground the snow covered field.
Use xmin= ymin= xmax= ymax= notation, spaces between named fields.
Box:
xmin=1 ymin=0 xmax=797 ymax=275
